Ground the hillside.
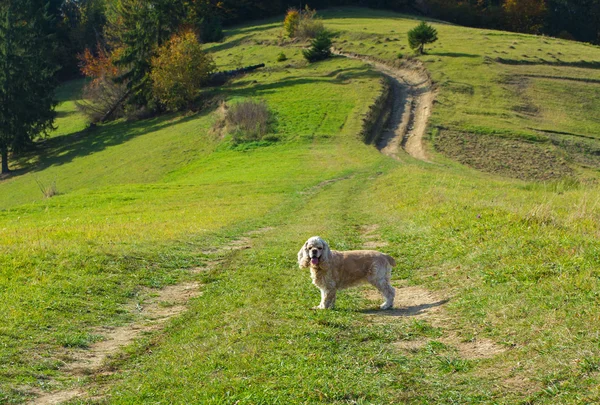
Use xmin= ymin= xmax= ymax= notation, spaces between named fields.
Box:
xmin=2 ymin=8 xmax=600 ymax=405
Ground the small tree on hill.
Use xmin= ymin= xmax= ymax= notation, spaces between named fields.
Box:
xmin=302 ymin=31 xmax=332 ymax=63
xmin=150 ymin=31 xmax=216 ymax=111
xmin=407 ymin=21 xmax=438 ymax=54
xmin=283 ymin=8 xmax=300 ymax=38
xmin=76 ymin=45 xmax=129 ymax=123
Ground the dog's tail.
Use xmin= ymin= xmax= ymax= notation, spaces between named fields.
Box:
xmin=384 ymin=254 xmax=396 ymax=267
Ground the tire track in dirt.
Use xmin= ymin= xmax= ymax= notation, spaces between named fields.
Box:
xmin=333 ymin=49 xmax=436 ymax=162
xmin=27 ymin=228 xmax=272 ymax=405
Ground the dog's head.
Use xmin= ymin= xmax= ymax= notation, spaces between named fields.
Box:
xmin=298 ymin=236 xmax=331 ymax=268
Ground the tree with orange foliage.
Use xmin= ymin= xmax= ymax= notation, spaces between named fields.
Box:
xmin=79 ymin=45 xmax=119 ymax=88
xmin=76 ymin=45 xmax=129 ymax=122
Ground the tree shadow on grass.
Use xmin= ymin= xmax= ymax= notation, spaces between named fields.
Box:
xmin=10 ymin=112 xmax=207 ymax=180
xmin=495 ymin=57 xmax=600 ymax=69
xmin=204 ymin=35 xmax=255 ymax=54
xmin=431 ymin=52 xmax=479 ymax=58
xmin=222 ymin=66 xmax=381 ymax=97
xmin=224 ymin=21 xmax=281 ymax=37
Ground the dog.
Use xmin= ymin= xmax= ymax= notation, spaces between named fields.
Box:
xmin=297 ymin=236 xmax=396 ymax=310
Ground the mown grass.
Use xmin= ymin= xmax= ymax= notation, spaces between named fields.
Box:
xmin=1 ymin=7 xmax=600 ymax=405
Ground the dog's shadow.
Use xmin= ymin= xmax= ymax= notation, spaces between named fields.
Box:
xmin=360 ymin=299 xmax=449 ymax=317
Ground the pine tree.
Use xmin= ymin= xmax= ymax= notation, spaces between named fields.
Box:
xmin=0 ymin=0 xmax=58 ymax=174
xmin=109 ymin=0 xmax=185 ymax=107
xmin=407 ymin=21 xmax=438 ymax=54
xmin=302 ymin=31 xmax=332 ymax=63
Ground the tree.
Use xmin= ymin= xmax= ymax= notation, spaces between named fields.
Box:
xmin=302 ymin=31 xmax=332 ymax=63
xmin=407 ymin=21 xmax=438 ymax=54
xmin=0 ymin=0 xmax=58 ymax=174
xmin=503 ymin=0 xmax=547 ymax=34
xmin=76 ymin=45 xmax=129 ymax=122
xmin=108 ymin=0 xmax=186 ymax=107
xmin=283 ymin=8 xmax=300 ymax=38
xmin=150 ymin=31 xmax=216 ymax=111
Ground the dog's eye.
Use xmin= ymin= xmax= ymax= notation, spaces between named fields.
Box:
xmin=318 ymin=247 xmax=322 ymax=250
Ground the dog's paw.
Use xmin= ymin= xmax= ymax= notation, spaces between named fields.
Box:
xmin=380 ymin=302 xmax=393 ymax=310
xmin=312 ymin=305 xmax=325 ymax=310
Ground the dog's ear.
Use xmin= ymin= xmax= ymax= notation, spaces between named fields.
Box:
xmin=297 ymin=241 xmax=310 ymax=268
xmin=321 ymin=239 xmax=332 ymax=263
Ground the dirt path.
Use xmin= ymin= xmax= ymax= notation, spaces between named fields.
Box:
xmin=359 ymin=224 xmax=507 ymax=360
xmin=333 ymin=49 xmax=436 ymax=162
xmin=27 ymin=229 xmax=270 ymax=405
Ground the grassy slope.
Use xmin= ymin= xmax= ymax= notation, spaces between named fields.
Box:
xmin=326 ymin=7 xmax=600 ymax=138
xmin=1 ymin=8 xmax=600 ymax=405
xmin=326 ymin=7 xmax=600 ymax=180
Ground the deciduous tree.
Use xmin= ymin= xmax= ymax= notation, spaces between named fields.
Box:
xmin=150 ymin=31 xmax=216 ymax=110
xmin=503 ymin=0 xmax=547 ymax=34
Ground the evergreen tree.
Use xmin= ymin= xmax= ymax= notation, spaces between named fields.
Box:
xmin=407 ymin=21 xmax=438 ymax=54
xmin=302 ymin=31 xmax=332 ymax=63
xmin=0 ymin=0 xmax=58 ymax=174
xmin=109 ymin=0 xmax=185 ymax=107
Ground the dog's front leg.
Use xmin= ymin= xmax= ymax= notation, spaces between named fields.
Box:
xmin=315 ymin=288 xmax=336 ymax=309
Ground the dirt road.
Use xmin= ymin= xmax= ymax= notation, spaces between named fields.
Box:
xmin=334 ymin=50 xmax=435 ymax=162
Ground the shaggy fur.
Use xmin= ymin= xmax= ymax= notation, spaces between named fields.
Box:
xmin=297 ymin=236 xmax=396 ymax=310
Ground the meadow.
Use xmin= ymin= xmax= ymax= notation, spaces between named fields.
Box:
xmin=1 ymin=7 xmax=600 ymax=405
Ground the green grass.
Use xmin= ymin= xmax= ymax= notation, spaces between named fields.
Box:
xmin=1 ymin=7 xmax=600 ymax=405
xmin=320 ymin=7 xmax=600 ymax=177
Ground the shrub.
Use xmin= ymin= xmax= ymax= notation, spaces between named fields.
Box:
xmin=284 ymin=6 xmax=324 ymax=40
xmin=296 ymin=11 xmax=325 ymax=40
xmin=283 ymin=9 xmax=300 ymax=38
xmin=150 ymin=31 xmax=216 ymax=111
xmin=407 ymin=21 xmax=438 ymax=54
xmin=276 ymin=52 xmax=287 ymax=62
xmin=224 ymin=100 xmax=274 ymax=143
xmin=302 ymin=31 xmax=332 ymax=63
xmin=76 ymin=45 xmax=128 ymax=123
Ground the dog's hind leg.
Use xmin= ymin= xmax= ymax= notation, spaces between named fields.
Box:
xmin=369 ymin=266 xmax=395 ymax=310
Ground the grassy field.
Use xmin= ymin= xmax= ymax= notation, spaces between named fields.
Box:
xmin=321 ymin=7 xmax=600 ymax=180
xmin=1 ymin=7 xmax=600 ymax=405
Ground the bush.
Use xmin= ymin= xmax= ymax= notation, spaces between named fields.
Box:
xmin=407 ymin=21 xmax=438 ymax=54
xmin=150 ymin=31 xmax=216 ymax=111
xmin=302 ymin=31 xmax=332 ymax=63
xmin=276 ymin=52 xmax=287 ymax=62
xmin=296 ymin=9 xmax=325 ymax=40
xmin=284 ymin=6 xmax=324 ymax=40
xmin=283 ymin=9 xmax=300 ymax=38
xmin=224 ymin=100 xmax=275 ymax=143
